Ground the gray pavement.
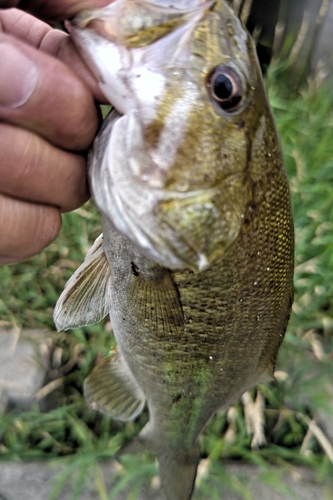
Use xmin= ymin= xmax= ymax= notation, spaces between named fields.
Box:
xmin=0 ymin=327 xmax=49 ymax=412
xmin=0 ymin=461 xmax=332 ymax=500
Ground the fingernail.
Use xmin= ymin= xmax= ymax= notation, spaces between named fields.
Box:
xmin=0 ymin=43 xmax=38 ymax=108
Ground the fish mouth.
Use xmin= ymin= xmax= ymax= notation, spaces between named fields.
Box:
xmin=97 ymin=183 xmax=229 ymax=273
xmin=68 ymin=0 xmax=215 ymax=117
xmin=89 ymin=110 xmax=242 ymax=273
xmin=107 ymin=187 xmax=222 ymax=272
xmin=71 ymin=0 xmax=245 ymax=271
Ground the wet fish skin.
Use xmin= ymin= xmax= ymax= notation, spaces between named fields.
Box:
xmin=54 ymin=1 xmax=294 ymax=499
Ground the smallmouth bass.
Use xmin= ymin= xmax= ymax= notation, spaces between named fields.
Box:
xmin=54 ymin=1 xmax=294 ymax=499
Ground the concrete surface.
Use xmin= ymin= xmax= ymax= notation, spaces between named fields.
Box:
xmin=0 ymin=461 xmax=332 ymax=500
xmin=0 ymin=327 xmax=49 ymax=412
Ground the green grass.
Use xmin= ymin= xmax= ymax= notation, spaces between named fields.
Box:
xmin=0 ymin=67 xmax=333 ymax=499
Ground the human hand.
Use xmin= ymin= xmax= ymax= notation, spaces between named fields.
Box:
xmin=0 ymin=0 xmax=110 ymax=265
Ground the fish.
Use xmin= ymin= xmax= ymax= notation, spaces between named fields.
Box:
xmin=54 ymin=1 xmax=294 ymax=499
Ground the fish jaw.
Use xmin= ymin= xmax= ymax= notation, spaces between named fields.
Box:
xmin=90 ymin=109 xmax=244 ymax=271
xmin=70 ymin=0 xmax=278 ymax=272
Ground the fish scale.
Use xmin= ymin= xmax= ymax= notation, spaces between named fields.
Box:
xmin=54 ymin=1 xmax=294 ymax=499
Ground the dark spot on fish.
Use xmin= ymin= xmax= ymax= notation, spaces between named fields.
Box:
xmin=236 ymin=119 xmax=246 ymax=129
xmin=227 ymin=23 xmax=234 ymax=36
xmin=172 ymin=393 xmax=182 ymax=404
xmin=122 ymin=317 xmax=126 ymax=321
xmin=242 ymin=200 xmax=258 ymax=231
xmin=131 ymin=262 xmax=140 ymax=276
xmin=144 ymin=118 xmax=165 ymax=149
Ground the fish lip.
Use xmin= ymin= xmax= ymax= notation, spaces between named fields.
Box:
xmin=90 ymin=110 xmax=243 ymax=273
xmin=95 ymin=178 xmax=241 ymax=272
xmin=88 ymin=110 xmax=222 ymax=273
xmin=95 ymin=183 xmax=219 ymax=272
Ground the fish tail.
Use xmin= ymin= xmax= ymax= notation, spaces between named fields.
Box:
xmin=157 ymin=445 xmax=200 ymax=500
xmin=116 ymin=426 xmax=200 ymax=500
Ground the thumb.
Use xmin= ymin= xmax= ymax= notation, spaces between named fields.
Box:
xmin=0 ymin=32 xmax=99 ymax=150
xmin=0 ymin=40 xmax=37 ymax=109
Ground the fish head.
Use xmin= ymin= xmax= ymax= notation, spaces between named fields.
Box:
xmin=70 ymin=0 xmax=281 ymax=272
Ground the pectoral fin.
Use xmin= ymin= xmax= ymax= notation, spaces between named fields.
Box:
xmin=84 ymin=349 xmax=146 ymax=421
xmin=53 ymin=234 xmax=112 ymax=331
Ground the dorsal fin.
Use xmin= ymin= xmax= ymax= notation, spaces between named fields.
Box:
xmin=54 ymin=234 xmax=112 ymax=331
xmin=84 ymin=348 xmax=146 ymax=421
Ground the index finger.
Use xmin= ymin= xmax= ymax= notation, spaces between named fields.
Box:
xmin=0 ymin=0 xmax=112 ymax=22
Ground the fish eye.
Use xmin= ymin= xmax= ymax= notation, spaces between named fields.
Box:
xmin=207 ymin=66 xmax=244 ymax=112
